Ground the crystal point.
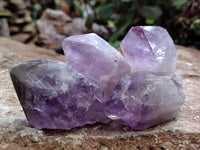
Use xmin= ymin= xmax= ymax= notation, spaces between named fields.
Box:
xmin=104 ymin=72 xmax=185 ymax=130
xmin=62 ymin=33 xmax=130 ymax=95
xmin=121 ymin=26 xmax=178 ymax=72
xmin=9 ymin=59 xmax=109 ymax=130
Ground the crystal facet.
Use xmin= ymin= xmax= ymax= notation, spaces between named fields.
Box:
xmin=9 ymin=59 xmax=109 ymax=130
xmin=104 ymin=72 xmax=185 ymax=130
xmin=62 ymin=33 xmax=130 ymax=95
xmin=120 ymin=26 xmax=178 ymax=72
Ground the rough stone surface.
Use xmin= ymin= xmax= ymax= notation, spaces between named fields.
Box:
xmin=9 ymin=59 xmax=109 ymax=130
xmin=105 ymin=72 xmax=185 ymax=130
xmin=11 ymin=33 xmax=32 ymax=43
xmin=5 ymin=0 xmax=36 ymax=44
xmin=121 ymin=26 xmax=178 ymax=72
xmin=0 ymin=38 xmax=200 ymax=149
xmin=36 ymin=9 xmax=109 ymax=49
xmin=0 ymin=19 xmax=10 ymax=38
xmin=62 ymin=33 xmax=130 ymax=95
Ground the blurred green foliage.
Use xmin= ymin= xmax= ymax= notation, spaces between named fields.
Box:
xmin=17 ymin=0 xmax=200 ymax=48
xmin=32 ymin=4 xmax=41 ymax=21
xmin=64 ymin=0 xmax=195 ymax=47
xmin=0 ymin=10 xmax=11 ymax=17
xmin=190 ymin=19 xmax=200 ymax=36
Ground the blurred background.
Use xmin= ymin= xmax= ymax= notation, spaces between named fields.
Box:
xmin=0 ymin=0 xmax=199 ymax=52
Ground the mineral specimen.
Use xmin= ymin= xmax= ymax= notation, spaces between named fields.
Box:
xmin=104 ymin=72 xmax=185 ymax=130
xmin=9 ymin=26 xmax=185 ymax=131
xmin=62 ymin=33 xmax=130 ymax=95
xmin=9 ymin=59 xmax=109 ymax=130
xmin=120 ymin=26 xmax=178 ymax=72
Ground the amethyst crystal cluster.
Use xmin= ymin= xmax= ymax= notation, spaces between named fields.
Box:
xmin=9 ymin=60 xmax=109 ymax=129
xmin=104 ymin=72 xmax=184 ymax=130
xmin=9 ymin=26 xmax=185 ymax=130
xmin=104 ymin=26 xmax=185 ymax=130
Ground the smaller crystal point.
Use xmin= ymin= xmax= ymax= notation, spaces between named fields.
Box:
xmin=9 ymin=59 xmax=109 ymax=130
xmin=104 ymin=72 xmax=185 ymax=130
xmin=62 ymin=33 xmax=131 ymax=95
xmin=120 ymin=26 xmax=178 ymax=72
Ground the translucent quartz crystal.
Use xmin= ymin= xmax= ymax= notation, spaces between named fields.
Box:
xmin=62 ymin=33 xmax=130 ymax=95
xmin=104 ymin=72 xmax=185 ymax=130
xmin=9 ymin=59 xmax=109 ymax=130
xmin=120 ymin=26 xmax=178 ymax=72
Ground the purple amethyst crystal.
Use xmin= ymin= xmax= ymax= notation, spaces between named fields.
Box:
xmin=9 ymin=59 xmax=109 ymax=130
xmin=62 ymin=33 xmax=130 ymax=95
xmin=121 ymin=26 xmax=178 ymax=72
xmin=104 ymin=72 xmax=185 ymax=130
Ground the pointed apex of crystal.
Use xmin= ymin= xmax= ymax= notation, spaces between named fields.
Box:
xmin=62 ymin=33 xmax=131 ymax=95
xmin=121 ymin=26 xmax=178 ymax=73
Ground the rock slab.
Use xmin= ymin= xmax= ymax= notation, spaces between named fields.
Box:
xmin=0 ymin=38 xmax=200 ymax=149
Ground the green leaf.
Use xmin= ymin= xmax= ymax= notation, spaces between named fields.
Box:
xmin=172 ymin=0 xmax=188 ymax=9
xmin=109 ymin=20 xmax=130 ymax=43
xmin=107 ymin=20 xmax=115 ymax=26
xmin=83 ymin=4 xmax=94 ymax=29
xmin=190 ymin=19 xmax=200 ymax=36
xmin=145 ymin=19 xmax=155 ymax=25
xmin=0 ymin=10 xmax=11 ymax=17
xmin=109 ymin=40 xmax=121 ymax=48
xmin=33 ymin=4 xmax=41 ymax=21
xmin=97 ymin=5 xmax=115 ymax=22
xmin=139 ymin=6 xmax=162 ymax=20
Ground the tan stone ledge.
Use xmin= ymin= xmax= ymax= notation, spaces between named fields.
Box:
xmin=0 ymin=37 xmax=199 ymax=150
